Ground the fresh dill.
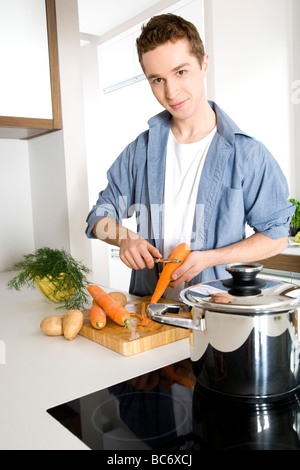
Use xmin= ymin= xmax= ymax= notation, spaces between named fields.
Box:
xmin=7 ymin=247 xmax=92 ymax=310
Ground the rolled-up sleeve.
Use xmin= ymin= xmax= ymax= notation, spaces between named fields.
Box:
xmin=85 ymin=144 xmax=135 ymax=239
xmin=242 ymin=141 xmax=295 ymax=239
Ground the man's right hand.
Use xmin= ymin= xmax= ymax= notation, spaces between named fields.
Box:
xmin=119 ymin=233 xmax=162 ymax=270
xmin=93 ymin=217 xmax=162 ymax=270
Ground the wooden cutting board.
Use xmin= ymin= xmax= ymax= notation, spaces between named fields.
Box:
xmin=79 ymin=296 xmax=189 ymax=356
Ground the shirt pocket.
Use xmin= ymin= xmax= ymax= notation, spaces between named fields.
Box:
xmin=214 ymin=186 xmax=245 ymax=244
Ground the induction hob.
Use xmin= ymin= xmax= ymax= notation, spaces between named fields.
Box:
xmin=47 ymin=359 xmax=300 ymax=451
xmin=47 ymin=360 xmax=195 ymax=451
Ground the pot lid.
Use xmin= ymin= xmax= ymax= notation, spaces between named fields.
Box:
xmin=180 ymin=263 xmax=300 ymax=315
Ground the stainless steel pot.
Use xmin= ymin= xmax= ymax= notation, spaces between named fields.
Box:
xmin=147 ymin=263 xmax=300 ymax=401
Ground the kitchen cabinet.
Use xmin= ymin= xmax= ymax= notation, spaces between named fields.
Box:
xmin=257 ymin=248 xmax=300 ymax=275
xmin=0 ymin=0 xmax=61 ymax=139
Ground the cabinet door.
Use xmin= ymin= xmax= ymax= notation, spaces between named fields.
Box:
xmin=0 ymin=0 xmax=62 ymax=139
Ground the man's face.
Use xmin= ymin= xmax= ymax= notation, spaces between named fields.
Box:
xmin=142 ymin=39 xmax=209 ymax=123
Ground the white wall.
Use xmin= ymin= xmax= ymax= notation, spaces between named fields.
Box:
xmin=81 ymin=42 xmax=111 ymax=287
xmin=204 ymin=0 xmax=296 ymax=197
xmin=55 ymin=0 xmax=93 ymax=270
xmin=0 ymin=140 xmax=34 ymax=270
xmin=28 ymin=130 xmax=70 ymax=251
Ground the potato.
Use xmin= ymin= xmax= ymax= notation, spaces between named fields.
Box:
xmin=109 ymin=291 xmax=127 ymax=307
xmin=63 ymin=309 xmax=84 ymax=341
xmin=40 ymin=315 xmax=63 ymax=336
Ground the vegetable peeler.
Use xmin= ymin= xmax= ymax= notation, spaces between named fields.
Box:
xmin=154 ymin=257 xmax=181 ymax=264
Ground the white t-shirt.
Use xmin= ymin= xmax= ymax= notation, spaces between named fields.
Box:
xmin=162 ymin=126 xmax=217 ymax=300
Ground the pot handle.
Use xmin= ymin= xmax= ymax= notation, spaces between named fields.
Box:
xmin=279 ymin=285 xmax=300 ymax=301
xmin=147 ymin=303 xmax=206 ymax=331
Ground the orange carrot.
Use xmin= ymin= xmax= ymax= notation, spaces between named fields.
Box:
xmin=150 ymin=243 xmax=191 ymax=304
xmin=136 ymin=318 xmax=151 ymax=327
xmin=129 ymin=303 xmax=150 ymax=327
xmin=90 ymin=300 xmax=106 ymax=330
xmin=139 ymin=302 xmax=149 ymax=325
xmin=87 ymin=284 xmax=131 ymax=326
xmin=141 ymin=302 xmax=146 ymax=318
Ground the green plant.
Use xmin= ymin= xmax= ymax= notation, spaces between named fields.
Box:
xmin=288 ymin=198 xmax=300 ymax=228
xmin=7 ymin=247 xmax=91 ymax=310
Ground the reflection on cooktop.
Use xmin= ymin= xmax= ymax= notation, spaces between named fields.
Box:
xmin=47 ymin=361 xmax=195 ymax=450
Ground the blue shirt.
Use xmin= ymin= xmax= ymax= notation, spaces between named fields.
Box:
xmin=86 ymin=101 xmax=294 ymax=296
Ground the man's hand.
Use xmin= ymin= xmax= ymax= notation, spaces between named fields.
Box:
xmin=168 ymin=251 xmax=205 ymax=287
xmin=119 ymin=233 xmax=162 ymax=270
xmin=93 ymin=217 xmax=162 ymax=270
xmin=169 ymin=233 xmax=288 ymax=288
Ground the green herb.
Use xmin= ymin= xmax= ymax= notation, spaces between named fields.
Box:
xmin=7 ymin=247 xmax=91 ymax=310
xmin=288 ymin=198 xmax=300 ymax=228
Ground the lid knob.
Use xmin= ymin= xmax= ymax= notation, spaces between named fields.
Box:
xmin=222 ymin=263 xmax=266 ymax=296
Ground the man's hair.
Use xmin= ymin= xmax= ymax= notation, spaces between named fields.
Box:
xmin=136 ymin=13 xmax=205 ymax=71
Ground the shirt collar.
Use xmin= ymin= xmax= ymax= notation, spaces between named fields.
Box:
xmin=147 ymin=100 xmax=251 ymax=145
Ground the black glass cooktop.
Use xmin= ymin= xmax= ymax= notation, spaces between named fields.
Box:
xmin=47 ymin=359 xmax=300 ymax=451
xmin=47 ymin=360 xmax=195 ymax=451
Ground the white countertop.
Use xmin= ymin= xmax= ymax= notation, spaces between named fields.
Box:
xmin=285 ymin=240 xmax=300 ymax=256
xmin=0 ymin=271 xmax=190 ymax=450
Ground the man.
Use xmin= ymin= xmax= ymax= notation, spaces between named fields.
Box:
xmin=86 ymin=14 xmax=294 ymax=299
